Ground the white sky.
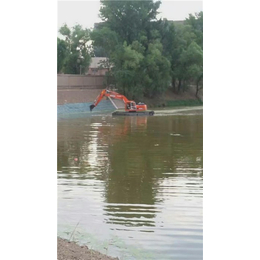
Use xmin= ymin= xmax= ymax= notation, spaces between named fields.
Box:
xmin=58 ymin=1 xmax=203 ymax=32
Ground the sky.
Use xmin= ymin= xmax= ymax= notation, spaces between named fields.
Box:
xmin=57 ymin=1 xmax=203 ymax=32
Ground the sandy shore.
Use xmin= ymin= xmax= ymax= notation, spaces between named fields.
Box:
xmin=57 ymin=237 xmax=119 ymax=260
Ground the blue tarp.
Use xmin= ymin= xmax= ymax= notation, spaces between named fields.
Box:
xmin=57 ymin=100 xmax=115 ymax=114
xmin=57 ymin=100 xmax=115 ymax=120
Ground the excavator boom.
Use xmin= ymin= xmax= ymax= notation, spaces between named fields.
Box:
xmin=89 ymin=89 xmax=148 ymax=112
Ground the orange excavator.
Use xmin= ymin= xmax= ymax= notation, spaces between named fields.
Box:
xmin=90 ymin=89 xmax=154 ymax=116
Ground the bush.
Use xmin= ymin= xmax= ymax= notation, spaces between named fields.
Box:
xmin=166 ymin=99 xmax=203 ymax=107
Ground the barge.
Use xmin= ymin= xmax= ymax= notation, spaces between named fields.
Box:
xmin=112 ymin=110 xmax=154 ymax=116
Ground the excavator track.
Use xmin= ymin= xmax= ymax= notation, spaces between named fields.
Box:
xmin=112 ymin=110 xmax=154 ymax=116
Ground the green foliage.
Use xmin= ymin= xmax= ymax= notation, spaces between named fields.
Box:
xmin=58 ymin=4 xmax=203 ymax=100
xmin=58 ymin=24 xmax=92 ymax=74
xmin=92 ymin=46 xmax=107 ymax=57
xmin=185 ymin=11 xmax=203 ymax=48
xmin=91 ymin=0 xmax=172 ymax=99
xmin=57 ymin=38 xmax=68 ymax=73
xmin=109 ymin=39 xmax=171 ymax=99
xmin=59 ymin=24 xmax=71 ymax=40
xmin=180 ymin=41 xmax=203 ymax=94
xmin=111 ymin=41 xmax=145 ymax=99
xmin=159 ymin=12 xmax=203 ymax=93
xmin=166 ymin=99 xmax=203 ymax=107
xmin=90 ymin=26 xmax=119 ymax=57
xmin=99 ymin=0 xmax=161 ymax=45
xmin=62 ymin=53 xmax=80 ymax=74
xmin=143 ymin=41 xmax=171 ymax=97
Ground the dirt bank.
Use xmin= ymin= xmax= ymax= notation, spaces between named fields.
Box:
xmin=57 ymin=237 xmax=119 ymax=260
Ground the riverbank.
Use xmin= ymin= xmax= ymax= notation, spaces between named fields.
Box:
xmin=57 ymin=237 xmax=119 ymax=260
xmin=58 ymin=82 xmax=203 ymax=107
xmin=143 ymin=87 xmax=203 ymax=108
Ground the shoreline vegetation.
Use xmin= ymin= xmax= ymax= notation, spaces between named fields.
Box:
xmin=143 ymin=87 xmax=203 ymax=108
xmin=57 ymin=237 xmax=119 ymax=260
xmin=58 ymin=4 xmax=203 ymax=102
xmin=145 ymin=97 xmax=202 ymax=108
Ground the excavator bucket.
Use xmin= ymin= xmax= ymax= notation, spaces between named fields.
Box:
xmin=89 ymin=104 xmax=95 ymax=111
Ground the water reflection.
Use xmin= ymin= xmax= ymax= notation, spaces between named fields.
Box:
xmin=57 ymin=112 xmax=203 ymax=259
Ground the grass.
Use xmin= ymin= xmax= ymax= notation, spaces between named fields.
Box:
xmin=69 ymin=220 xmax=80 ymax=242
xmin=166 ymin=99 xmax=203 ymax=107
xmin=61 ymin=228 xmax=154 ymax=260
xmin=147 ymin=98 xmax=203 ymax=108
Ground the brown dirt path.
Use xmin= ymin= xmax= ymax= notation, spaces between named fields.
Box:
xmin=57 ymin=237 xmax=119 ymax=260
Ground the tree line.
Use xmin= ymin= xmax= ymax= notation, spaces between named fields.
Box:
xmin=57 ymin=0 xmax=203 ymax=99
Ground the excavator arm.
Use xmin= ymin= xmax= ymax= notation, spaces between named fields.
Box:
xmin=90 ymin=89 xmax=130 ymax=111
xmin=90 ymin=89 xmax=106 ymax=111
xmin=89 ymin=89 xmax=147 ymax=112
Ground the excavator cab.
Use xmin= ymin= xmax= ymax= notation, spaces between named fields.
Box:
xmin=125 ymin=101 xmax=137 ymax=111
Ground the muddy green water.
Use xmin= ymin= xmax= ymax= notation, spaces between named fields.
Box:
xmin=57 ymin=108 xmax=203 ymax=259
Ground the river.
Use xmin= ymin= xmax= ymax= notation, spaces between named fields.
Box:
xmin=57 ymin=107 xmax=203 ymax=259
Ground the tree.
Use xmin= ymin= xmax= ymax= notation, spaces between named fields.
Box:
xmin=185 ymin=11 xmax=203 ymax=48
xmin=58 ymin=24 xmax=91 ymax=74
xmin=90 ymin=26 xmax=119 ymax=57
xmin=173 ymin=40 xmax=203 ymax=94
xmin=158 ymin=17 xmax=203 ymax=93
xmin=91 ymin=3 xmax=203 ymax=98
xmin=111 ymin=41 xmax=145 ymax=99
xmin=154 ymin=19 xmax=180 ymax=91
xmin=57 ymin=38 xmax=68 ymax=73
xmin=184 ymin=41 xmax=203 ymax=96
xmin=91 ymin=0 xmax=171 ymax=99
xmin=99 ymin=0 xmax=161 ymax=45
xmin=142 ymin=40 xmax=171 ymax=97
xmin=92 ymin=46 xmax=107 ymax=57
